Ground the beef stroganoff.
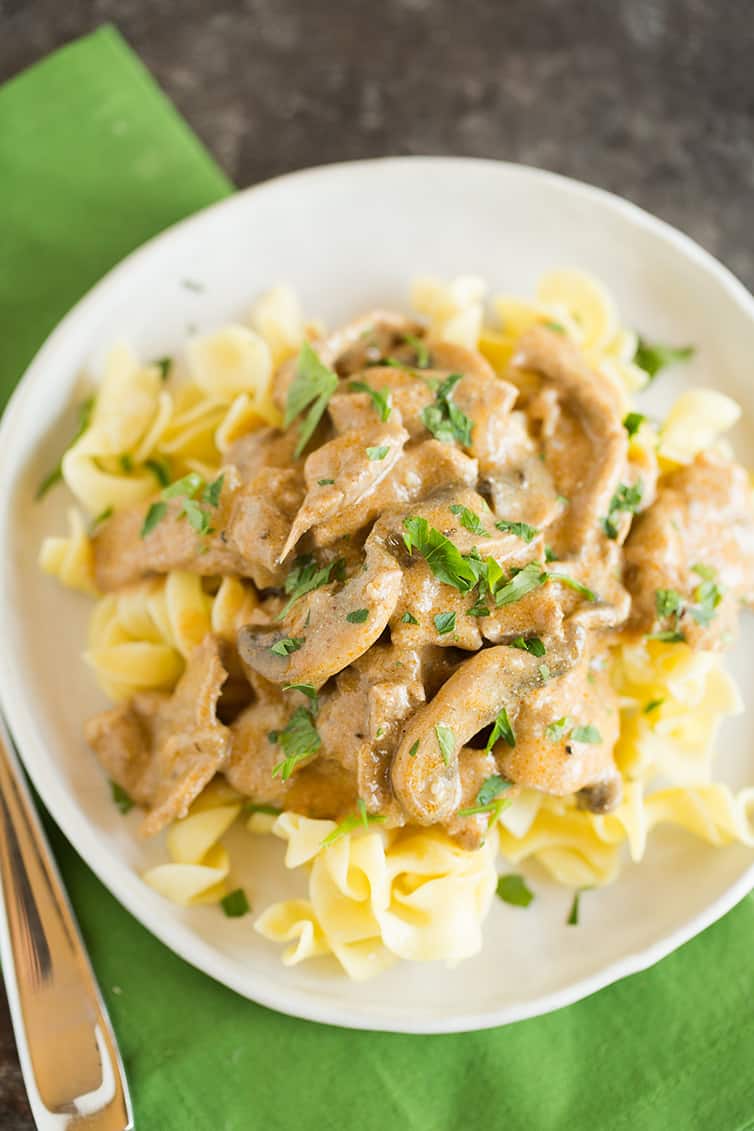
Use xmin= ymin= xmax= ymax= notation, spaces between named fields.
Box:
xmin=39 ymin=271 xmax=754 ymax=978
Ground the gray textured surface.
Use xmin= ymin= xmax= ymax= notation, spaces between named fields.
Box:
xmin=2 ymin=0 xmax=754 ymax=288
xmin=0 ymin=1 xmax=752 ymax=1126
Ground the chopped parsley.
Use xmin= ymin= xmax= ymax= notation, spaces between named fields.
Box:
xmin=644 ymin=698 xmax=664 ymax=715
xmin=570 ymin=724 xmax=602 ymax=745
xmin=450 ymin=503 xmax=489 ymax=536
xmin=348 ymin=380 xmax=392 ymax=421
xmin=88 ymin=506 xmax=113 ymax=535
xmin=538 ymin=663 xmax=551 ymax=682
xmin=567 ymin=891 xmax=582 ymax=925
xmin=221 ymin=889 xmax=250 ymax=918
xmin=434 ymin=611 xmax=456 ymax=635
xmin=689 ymin=571 xmax=723 ymax=626
xmin=110 ymin=781 xmax=134 ymax=815
xmin=270 ymin=636 xmax=305 ymax=656
xmin=691 ymin=563 xmax=715 ymax=581
xmin=278 ymin=555 xmax=344 ymax=620
xmin=467 ymin=599 xmax=490 ymax=618
xmin=285 ymin=342 xmax=339 ymax=457
xmin=496 ymin=874 xmax=534 ymax=908
xmin=511 ymin=636 xmax=546 ymax=657
xmin=546 ymin=718 xmax=601 ymax=745
xmin=434 ymin=724 xmax=455 ymax=765
xmin=495 ymin=561 xmax=548 ymax=607
xmin=282 ymin=682 xmax=317 ymax=700
xmin=650 ymin=629 xmax=686 ymax=643
xmin=119 ymin=453 xmax=134 ymax=473
xmin=408 ymin=740 xmax=419 ymax=758
xmin=202 ymin=474 xmax=224 ymax=508
xmin=182 ymin=497 xmax=212 ymax=534
xmin=401 ymin=611 xmax=419 ymax=625
xmin=243 ymin=802 xmax=282 ymax=816
xmin=321 ymin=799 xmax=386 ymax=846
xmin=346 ymin=608 xmax=369 ymax=623
xmin=655 ymin=592 xmax=684 ymax=647
xmin=542 ymin=320 xmax=565 ymax=334
xmin=634 ymin=338 xmax=694 ymax=380
xmin=271 ymin=707 xmax=321 ymax=780
xmin=477 ymin=774 xmax=510 ymax=806
xmin=458 ymin=774 xmax=512 ymax=819
xmin=421 ymin=373 xmax=473 ymax=446
xmin=141 ymin=501 xmax=168 ymax=537
xmin=402 ymin=333 xmax=431 ymax=368
xmin=155 ymin=356 xmax=172 ymax=380
xmin=35 ymin=466 xmax=64 ymax=499
xmin=140 ymin=471 xmax=224 ymax=539
xmin=146 ymin=457 xmax=171 ymax=487
xmin=35 ymin=395 xmax=95 ymax=500
xmin=655 ymin=588 xmax=683 ymax=619
xmin=486 ymin=707 xmax=516 ymax=751
xmin=548 ymin=572 xmax=597 ymax=601
xmin=623 ymin=411 xmax=646 ymax=438
xmin=544 ymin=545 xmax=558 ymax=563
xmin=317 ymin=477 xmax=335 ymax=486
xmin=545 ymin=717 xmax=572 ymax=742
xmin=601 ymin=481 xmax=643 ymax=539
xmin=162 ymin=472 xmax=204 ymax=500
xmin=495 ymin=519 xmax=539 ymax=543
xmin=366 ymin=444 xmax=391 ymax=461
xmin=402 ymin=516 xmax=478 ymax=591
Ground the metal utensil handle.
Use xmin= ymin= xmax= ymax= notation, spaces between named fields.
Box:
xmin=0 ymin=718 xmax=133 ymax=1129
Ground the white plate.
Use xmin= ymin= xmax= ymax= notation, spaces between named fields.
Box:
xmin=2 ymin=158 xmax=754 ymax=1034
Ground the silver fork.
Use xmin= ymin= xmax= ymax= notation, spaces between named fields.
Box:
xmin=0 ymin=716 xmax=133 ymax=1129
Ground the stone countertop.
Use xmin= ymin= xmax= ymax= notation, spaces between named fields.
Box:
xmin=0 ymin=1 xmax=752 ymax=1125
xmin=3 ymin=0 xmax=754 ymax=288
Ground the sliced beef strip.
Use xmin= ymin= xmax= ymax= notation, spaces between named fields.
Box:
xmin=85 ymin=635 xmax=231 ymax=836
xmin=514 ymin=327 xmax=628 ymax=555
xmin=623 ymin=452 xmax=754 ymax=649
xmin=498 ymin=644 xmax=622 ymax=804
xmin=225 ymin=466 xmax=305 ymax=588
xmin=92 ymin=467 xmax=245 ymax=592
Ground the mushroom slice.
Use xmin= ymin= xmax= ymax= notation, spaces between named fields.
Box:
xmin=278 ymin=417 xmax=409 ymax=561
xmin=390 ymin=624 xmax=584 ymax=825
xmin=84 ymin=636 xmax=230 ymax=836
xmin=237 ymin=543 xmax=402 ymax=689
xmin=513 ymin=327 xmax=627 ymax=553
xmin=312 ymin=440 xmax=479 ymax=547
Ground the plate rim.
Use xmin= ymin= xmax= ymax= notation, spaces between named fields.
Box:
xmin=2 ymin=155 xmax=754 ymax=1033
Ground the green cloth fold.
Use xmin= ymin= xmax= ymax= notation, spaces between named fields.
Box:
xmin=1 ymin=26 xmax=754 ymax=1131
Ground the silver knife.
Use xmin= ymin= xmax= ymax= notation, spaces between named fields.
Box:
xmin=0 ymin=715 xmax=133 ymax=1129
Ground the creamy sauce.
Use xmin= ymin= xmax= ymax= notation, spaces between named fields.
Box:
xmin=86 ymin=316 xmax=754 ymax=846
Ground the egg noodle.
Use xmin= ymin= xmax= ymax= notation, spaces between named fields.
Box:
xmin=39 ymin=271 xmax=754 ymax=979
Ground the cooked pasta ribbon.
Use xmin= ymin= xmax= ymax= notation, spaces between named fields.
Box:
xmin=255 ymin=813 xmax=497 ymax=979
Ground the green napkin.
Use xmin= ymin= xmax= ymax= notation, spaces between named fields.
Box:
xmin=2 ymin=26 xmax=754 ymax=1131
